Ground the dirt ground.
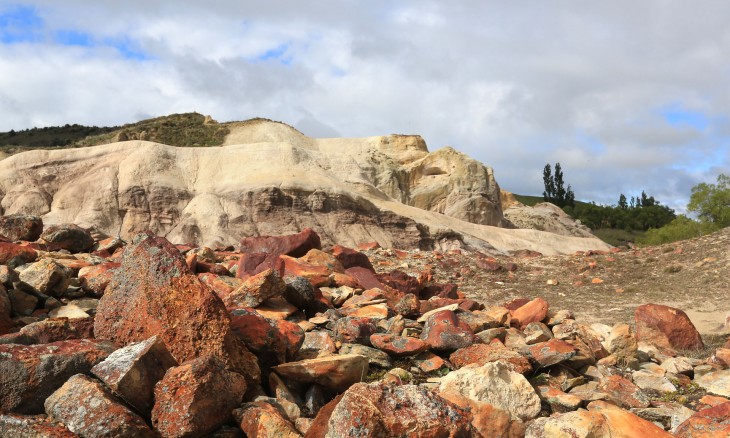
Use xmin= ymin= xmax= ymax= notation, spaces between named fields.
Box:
xmin=365 ymin=226 xmax=730 ymax=342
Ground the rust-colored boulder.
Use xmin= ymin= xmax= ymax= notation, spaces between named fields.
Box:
xmin=40 ymin=223 xmax=94 ymax=253
xmin=421 ymin=282 xmax=459 ymax=300
xmin=0 ymin=339 xmax=116 ymax=413
xmin=523 ymin=338 xmax=578 ymax=368
xmin=331 ymin=244 xmax=374 ymax=272
xmin=597 ymin=375 xmax=651 ymax=409
xmin=91 ymin=335 xmax=177 ymax=416
xmin=587 ymin=400 xmax=672 ymax=437
xmin=675 ymin=402 xmax=730 ymax=438
xmin=420 ymin=309 xmax=475 ymax=352
xmin=344 ymin=265 xmax=385 ymax=290
xmin=230 ymin=307 xmax=304 ymax=364
xmin=45 ymin=374 xmax=155 ymax=437
xmin=93 ymin=232 xmax=260 ymax=384
xmin=198 ymin=272 xmax=242 ymax=301
xmin=0 ymin=242 xmax=37 ymax=267
xmin=333 ymin=316 xmax=377 ymax=346
xmin=152 ymin=356 xmax=247 ymax=438
xmin=272 ymin=354 xmax=369 ymax=392
xmin=240 ymin=228 xmax=321 ymax=258
xmin=78 ymin=262 xmax=120 ymax=297
xmin=370 ymin=333 xmax=429 ymax=357
xmin=234 ymin=401 xmax=301 ymax=438
xmin=307 ymin=382 xmax=477 ymax=437
xmin=280 ymin=254 xmax=334 ymax=287
xmin=16 ymin=317 xmax=95 ymax=344
xmin=0 ymin=214 xmax=43 ymax=242
xmin=510 ymin=297 xmax=549 ymax=329
xmin=439 ymin=391 xmax=523 ymax=438
xmin=449 ymin=341 xmax=532 ymax=374
xmin=376 ymin=269 xmax=421 ymax=296
xmin=635 ymin=304 xmax=704 ymax=352
xmin=224 ymin=268 xmax=287 ymax=308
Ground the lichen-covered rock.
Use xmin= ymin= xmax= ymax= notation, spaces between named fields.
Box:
xmin=0 ymin=214 xmax=43 ymax=242
xmin=635 ymin=304 xmax=704 ymax=353
xmin=45 ymin=374 xmax=155 ymax=437
xmin=78 ymin=262 xmax=120 ymax=297
xmin=15 ymin=317 xmax=94 ymax=344
xmin=438 ymin=361 xmax=541 ymax=421
xmin=333 ymin=316 xmax=377 ymax=346
xmin=94 ymin=232 xmax=260 ymax=384
xmin=229 ymin=307 xmax=304 ymax=364
xmin=91 ymin=335 xmax=177 ymax=415
xmin=420 ymin=309 xmax=475 ymax=352
xmin=0 ymin=242 xmax=37 ymax=267
xmin=449 ymin=341 xmax=532 ymax=374
xmin=0 ymin=413 xmax=75 ymax=437
xmin=308 ymin=382 xmax=478 ymax=437
xmin=40 ymin=224 xmax=95 ymax=253
xmin=152 ymin=356 xmax=247 ymax=438
xmin=224 ymin=268 xmax=287 ymax=308
xmin=370 ymin=333 xmax=429 ymax=357
xmin=674 ymin=402 xmax=730 ymax=438
xmin=0 ymin=339 xmax=116 ymax=413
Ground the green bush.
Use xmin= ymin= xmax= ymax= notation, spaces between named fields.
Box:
xmin=637 ymin=216 xmax=719 ymax=246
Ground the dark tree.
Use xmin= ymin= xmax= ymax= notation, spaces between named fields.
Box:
xmin=542 ymin=162 xmax=574 ymax=208
xmin=618 ymin=194 xmax=628 ymax=209
xmin=542 ymin=164 xmax=555 ymax=202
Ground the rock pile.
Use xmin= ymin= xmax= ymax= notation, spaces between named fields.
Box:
xmin=0 ymin=217 xmax=729 ymax=437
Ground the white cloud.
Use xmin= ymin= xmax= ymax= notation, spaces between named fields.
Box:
xmin=1 ymin=0 xmax=729 ymax=212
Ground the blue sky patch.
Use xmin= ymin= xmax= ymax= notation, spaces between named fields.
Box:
xmin=54 ymin=30 xmax=94 ymax=47
xmin=661 ymin=105 xmax=709 ymax=131
xmin=0 ymin=4 xmax=43 ymax=44
xmin=255 ymin=43 xmax=292 ymax=65
xmin=104 ymin=37 xmax=152 ymax=61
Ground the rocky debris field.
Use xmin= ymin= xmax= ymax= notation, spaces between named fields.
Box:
xmin=0 ymin=214 xmax=729 ymax=437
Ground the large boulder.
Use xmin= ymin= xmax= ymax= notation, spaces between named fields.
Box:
xmin=0 ymin=214 xmax=43 ymax=242
xmin=307 ymin=382 xmax=478 ymax=437
xmin=17 ymin=258 xmax=73 ymax=297
xmin=94 ymin=232 xmax=260 ymax=384
xmin=438 ymin=361 xmax=541 ymax=421
xmin=45 ymin=374 xmax=155 ymax=437
xmin=40 ymin=224 xmax=95 ymax=253
xmin=0 ymin=339 xmax=116 ymax=413
xmin=635 ymin=304 xmax=704 ymax=352
xmin=152 ymin=356 xmax=247 ymax=438
xmin=239 ymin=228 xmax=321 ymax=258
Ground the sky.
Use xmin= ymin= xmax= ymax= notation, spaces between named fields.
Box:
xmin=1 ymin=1 xmax=729 ymax=213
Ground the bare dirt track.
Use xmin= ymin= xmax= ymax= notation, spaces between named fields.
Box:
xmin=365 ymin=226 xmax=730 ymax=345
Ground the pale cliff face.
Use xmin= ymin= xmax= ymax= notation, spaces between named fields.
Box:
xmin=0 ymin=120 xmax=610 ymax=254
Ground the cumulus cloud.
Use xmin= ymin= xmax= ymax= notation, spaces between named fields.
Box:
xmin=1 ymin=0 xmax=729 ymax=212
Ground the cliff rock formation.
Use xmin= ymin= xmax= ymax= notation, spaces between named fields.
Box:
xmin=0 ymin=119 xmax=610 ymax=254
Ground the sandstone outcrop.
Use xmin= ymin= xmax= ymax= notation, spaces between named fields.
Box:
xmin=0 ymin=119 xmax=610 ymax=255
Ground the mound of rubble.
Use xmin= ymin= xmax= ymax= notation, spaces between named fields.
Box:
xmin=0 ymin=215 xmax=729 ymax=437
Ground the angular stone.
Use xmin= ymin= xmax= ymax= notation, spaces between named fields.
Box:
xmin=229 ymin=308 xmax=304 ymax=364
xmin=0 ymin=339 xmax=116 ymax=413
xmin=8 ymin=287 xmax=40 ymax=316
xmin=17 ymin=259 xmax=73 ymax=297
xmin=439 ymin=361 xmax=542 ymax=421
xmin=91 ymin=335 xmax=177 ymax=415
xmin=339 ymin=343 xmax=392 ymax=368
xmin=78 ymin=262 xmax=120 ymax=297
xmin=331 ymin=244 xmax=374 ymax=272
xmin=224 ymin=268 xmax=287 ymax=308
xmin=523 ymin=338 xmax=578 ymax=369
xmin=234 ymin=401 xmax=301 ymax=438
xmin=45 ymin=374 xmax=155 ymax=437
xmin=152 ymin=356 xmax=247 ymax=438
xmin=280 ymin=253 xmax=335 ymax=287
xmin=198 ymin=272 xmax=242 ymax=302
xmin=696 ymin=370 xmax=730 ymax=397
xmin=0 ymin=214 xmax=43 ymax=242
xmin=525 ymin=410 xmax=609 ymax=438
xmin=0 ymin=242 xmax=37 ymax=267
xmin=660 ymin=356 xmax=695 ymax=375
xmin=15 ymin=317 xmax=94 ymax=344
xmin=631 ymin=370 xmax=677 ymax=393
xmin=598 ymin=375 xmax=651 ymax=409
xmin=449 ymin=341 xmax=532 ymax=374
xmin=675 ymin=402 xmax=730 ymax=438
xmin=309 ymin=382 xmax=477 ymax=437
xmin=439 ymin=391 xmax=523 ymax=438
xmin=239 ymin=228 xmax=321 ymax=258
xmin=420 ymin=309 xmax=475 ymax=352
xmin=635 ymin=304 xmax=704 ymax=353
xmin=587 ymin=400 xmax=672 ymax=437
xmin=537 ymin=385 xmax=583 ymax=412
xmin=376 ymin=269 xmax=420 ymax=296
xmin=510 ymin=297 xmax=549 ymax=329
xmin=524 ymin=321 xmax=554 ymax=344
xmin=345 ymin=303 xmax=389 ymax=319
xmin=414 ymin=351 xmax=447 ymax=372
xmin=298 ymin=330 xmax=337 ymax=359
xmin=94 ymin=232 xmax=259 ymax=384
xmin=607 ymin=323 xmax=638 ymax=362
xmin=333 ymin=316 xmax=376 ymax=346
xmin=272 ymin=354 xmax=369 ymax=392
xmin=370 ymin=333 xmax=429 ymax=357
xmin=457 ymin=310 xmax=501 ymax=333
xmin=40 ymin=224 xmax=94 ymax=253
xmin=47 ymin=304 xmax=89 ymax=319
xmin=256 ymin=296 xmax=299 ymax=320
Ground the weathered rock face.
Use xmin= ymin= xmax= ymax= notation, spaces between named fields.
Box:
xmin=635 ymin=304 xmax=705 ymax=353
xmin=0 ymin=120 xmax=612 ymax=255
xmin=504 ymin=202 xmax=596 ymax=238
xmin=0 ymin=214 xmax=43 ymax=242
xmin=93 ymin=232 xmax=260 ymax=384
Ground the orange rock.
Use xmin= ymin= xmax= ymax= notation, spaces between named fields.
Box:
xmin=439 ymin=391 xmax=519 ymax=438
xmin=591 ymin=277 xmax=604 ymax=284
xmin=510 ymin=297 xmax=549 ymax=329
xmin=675 ymin=402 xmax=730 ymax=438
xmin=635 ymin=303 xmax=704 ymax=352
xmin=235 ymin=401 xmax=300 ymax=437
xmin=272 ymin=354 xmax=369 ymax=392
xmin=587 ymin=400 xmax=672 ymax=437
xmin=449 ymin=341 xmax=532 ymax=374
xmin=78 ymin=262 xmax=120 ymax=297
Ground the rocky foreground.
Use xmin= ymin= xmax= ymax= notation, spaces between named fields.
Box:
xmin=0 ymin=215 xmax=729 ymax=437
